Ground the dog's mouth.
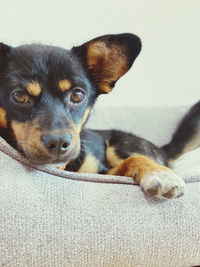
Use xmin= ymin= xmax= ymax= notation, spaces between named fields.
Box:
xmin=10 ymin=119 xmax=81 ymax=165
xmin=16 ymin=139 xmax=81 ymax=164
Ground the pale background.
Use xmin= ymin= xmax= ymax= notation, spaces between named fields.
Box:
xmin=0 ymin=0 xmax=199 ymax=107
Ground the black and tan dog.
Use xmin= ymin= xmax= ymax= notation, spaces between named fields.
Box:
xmin=0 ymin=33 xmax=199 ymax=199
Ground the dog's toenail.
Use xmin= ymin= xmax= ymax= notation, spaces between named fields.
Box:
xmin=147 ymin=188 xmax=158 ymax=195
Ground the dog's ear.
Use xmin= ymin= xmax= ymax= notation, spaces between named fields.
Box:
xmin=72 ymin=33 xmax=141 ymax=93
xmin=0 ymin=43 xmax=14 ymax=63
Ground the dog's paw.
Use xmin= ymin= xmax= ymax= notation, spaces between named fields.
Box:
xmin=140 ymin=170 xmax=186 ymax=199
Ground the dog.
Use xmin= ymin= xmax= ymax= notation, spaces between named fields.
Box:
xmin=0 ymin=33 xmax=199 ymax=199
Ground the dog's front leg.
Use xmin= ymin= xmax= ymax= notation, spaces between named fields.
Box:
xmin=108 ymin=155 xmax=186 ymax=199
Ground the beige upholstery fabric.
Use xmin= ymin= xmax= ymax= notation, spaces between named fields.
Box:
xmin=0 ymin=106 xmax=200 ymax=267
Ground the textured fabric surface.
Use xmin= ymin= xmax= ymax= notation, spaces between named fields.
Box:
xmin=0 ymin=106 xmax=200 ymax=267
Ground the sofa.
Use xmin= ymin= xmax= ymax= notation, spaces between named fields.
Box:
xmin=0 ymin=105 xmax=200 ymax=266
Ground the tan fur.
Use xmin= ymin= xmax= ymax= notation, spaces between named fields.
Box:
xmin=107 ymin=155 xmax=172 ymax=184
xmin=69 ymin=122 xmax=81 ymax=153
xmin=0 ymin=107 xmax=7 ymax=128
xmin=81 ymin=108 xmax=91 ymax=126
xmin=78 ymin=154 xmax=99 ymax=173
xmin=168 ymin=124 xmax=200 ymax=164
xmin=59 ymin=79 xmax=72 ymax=92
xmin=86 ymin=41 xmax=128 ymax=93
xmin=11 ymin=118 xmax=50 ymax=160
xmin=11 ymin=118 xmax=82 ymax=162
xmin=182 ymin=126 xmax=200 ymax=154
xmin=26 ymin=81 xmax=42 ymax=96
xmin=106 ymin=146 xmax=123 ymax=167
xmin=60 ymin=112 xmax=91 ymax=171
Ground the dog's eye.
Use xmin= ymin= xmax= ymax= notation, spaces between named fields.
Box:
xmin=11 ymin=90 xmax=31 ymax=105
xmin=70 ymin=88 xmax=85 ymax=104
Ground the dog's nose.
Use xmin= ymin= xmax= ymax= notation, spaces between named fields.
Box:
xmin=41 ymin=134 xmax=72 ymax=155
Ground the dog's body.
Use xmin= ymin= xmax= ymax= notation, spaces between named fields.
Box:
xmin=0 ymin=33 xmax=199 ymax=199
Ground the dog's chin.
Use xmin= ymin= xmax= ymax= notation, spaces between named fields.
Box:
xmin=19 ymin=147 xmax=80 ymax=165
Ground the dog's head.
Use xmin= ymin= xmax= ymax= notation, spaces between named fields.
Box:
xmin=0 ymin=33 xmax=141 ymax=163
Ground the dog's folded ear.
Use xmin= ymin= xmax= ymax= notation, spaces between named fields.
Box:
xmin=72 ymin=33 xmax=141 ymax=93
xmin=0 ymin=43 xmax=14 ymax=63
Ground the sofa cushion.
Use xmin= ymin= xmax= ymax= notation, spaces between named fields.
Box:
xmin=0 ymin=106 xmax=200 ymax=266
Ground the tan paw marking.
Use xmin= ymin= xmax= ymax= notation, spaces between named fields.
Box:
xmin=140 ymin=170 xmax=186 ymax=199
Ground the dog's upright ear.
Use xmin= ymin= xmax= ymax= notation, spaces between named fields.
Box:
xmin=72 ymin=33 xmax=141 ymax=93
xmin=0 ymin=43 xmax=14 ymax=64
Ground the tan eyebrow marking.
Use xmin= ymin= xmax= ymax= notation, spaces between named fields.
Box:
xmin=26 ymin=81 xmax=42 ymax=96
xmin=0 ymin=107 xmax=7 ymax=128
xmin=59 ymin=79 xmax=72 ymax=92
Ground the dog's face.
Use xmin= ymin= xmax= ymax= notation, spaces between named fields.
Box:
xmin=0 ymin=33 xmax=141 ymax=163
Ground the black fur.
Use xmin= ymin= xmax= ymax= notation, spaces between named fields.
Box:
xmin=162 ymin=101 xmax=200 ymax=159
xmin=0 ymin=34 xmax=199 ymax=173
xmin=66 ymin=129 xmax=110 ymax=174
xmin=0 ymin=44 xmax=96 ymax=152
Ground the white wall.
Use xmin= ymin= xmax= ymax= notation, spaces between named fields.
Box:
xmin=1 ymin=0 xmax=199 ymax=107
